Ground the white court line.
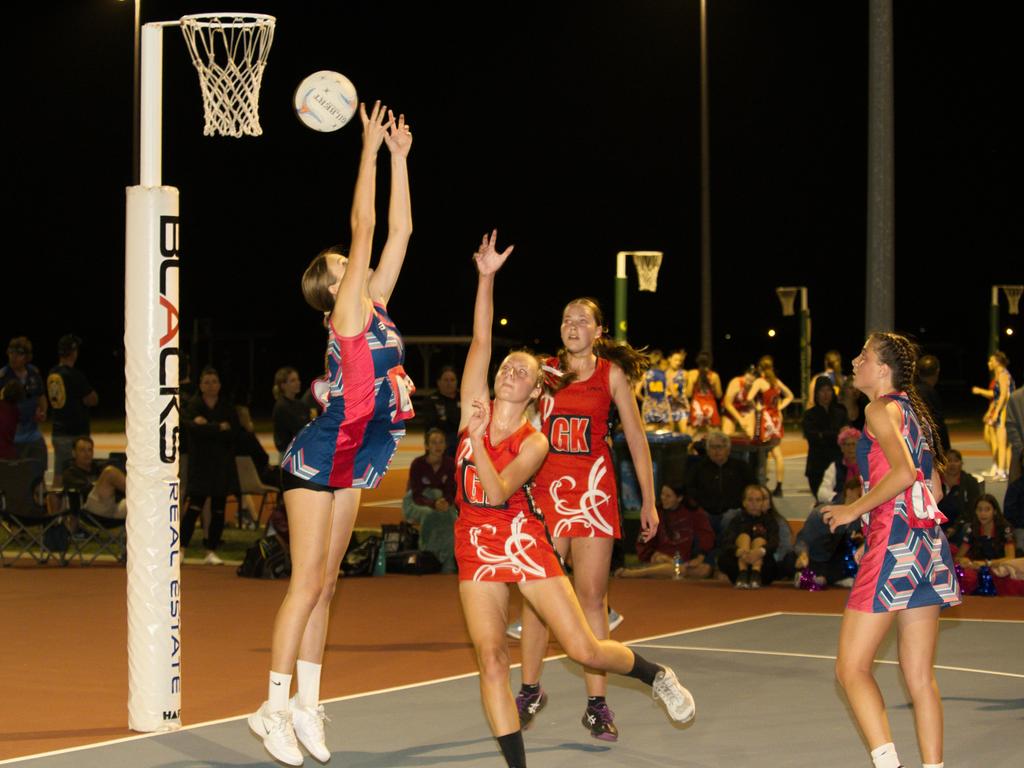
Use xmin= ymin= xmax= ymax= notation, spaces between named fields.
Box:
xmin=360 ymin=498 xmax=405 ymax=508
xmin=780 ymin=611 xmax=1024 ymax=624
xmin=630 ymin=643 xmax=1024 ymax=680
xmin=0 ymin=612 xmax=782 ymax=764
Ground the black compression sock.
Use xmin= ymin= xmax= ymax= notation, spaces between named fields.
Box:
xmin=587 ymin=695 xmax=606 ymax=707
xmin=625 ymin=651 xmax=660 ymax=686
xmin=520 ymin=682 xmax=540 ymax=695
xmin=497 ymin=731 xmax=526 ymax=768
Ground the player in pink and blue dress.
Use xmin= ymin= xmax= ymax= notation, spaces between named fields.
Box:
xmin=248 ymin=102 xmax=414 ymax=767
xmin=823 ymin=332 xmax=961 ymax=768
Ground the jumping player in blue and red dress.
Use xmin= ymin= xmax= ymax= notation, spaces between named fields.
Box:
xmin=823 ymin=332 xmax=961 ymax=768
xmin=516 ymin=296 xmax=665 ymax=742
xmin=456 ymin=231 xmax=694 ymax=768
xmin=248 ymin=102 xmax=414 ymax=767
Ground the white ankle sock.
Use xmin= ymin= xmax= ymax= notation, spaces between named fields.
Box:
xmin=296 ymin=659 xmax=322 ymax=708
xmin=870 ymin=742 xmax=902 ymax=768
xmin=922 ymin=763 xmax=943 ymax=768
xmin=268 ymin=671 xmax=291 ymax=713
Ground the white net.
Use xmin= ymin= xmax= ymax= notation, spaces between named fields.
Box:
xmin=180 ymin=14 xmax=276 ymax=137
xmin=776 ymin=287 xmax=797 ymax=317
xmin=631 ymin=251 xmax=663 ymax=292
xmin=1003 ymin=285 xmax=1023 ymax=315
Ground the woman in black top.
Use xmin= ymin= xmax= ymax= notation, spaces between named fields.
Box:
xmin=802 ymin=375 xmax=849 ymax=495
xmin=271 ymin=366 xmax=314 ymax=459
xmin=181 ymin=367 xmax=239 ymax=564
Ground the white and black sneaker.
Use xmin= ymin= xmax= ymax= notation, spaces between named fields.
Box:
xmin=652 ymin=666 xmax=696 ymax=723
xmin=248 ymin=701 xmax=304 ymax=766
xmin=290 ymin=695 xmax=331 ymax=763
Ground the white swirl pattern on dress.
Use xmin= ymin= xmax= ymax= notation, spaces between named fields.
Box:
xmin=470 ymin=512 xmax=547 ymax=582
xmin=550 ymin=456 xmax=613 ymax=537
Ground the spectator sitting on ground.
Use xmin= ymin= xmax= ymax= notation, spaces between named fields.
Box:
xmin=816 ymin=426 xmax=861 ymax=505
xmin=0 ymin=379 xmax=24 ymax=460
xmin=0 ymin=336 xmax=48 ymax=474
xmin=802 ymin=375 xmax=849 ymax=496
xmin=795 ymin=478 xmax=864 ymax=587
xmin=63 ymin=435 xmax=127 ymax=520
xmin=955 ymin=494 xmax=1024 ymax=596
xmin=617 ymin=484 xmax=714 ymax=579
xmin=720 ymin=483 xmax=795 ymax=578
xmin=46 ymin=334 xmax=98 ymax=486
xmin=424 ymin=366 xmax=461 ymax=457
xmin=402 ymin=427 xmax=457 ymax=573
xmin=938 ymin=448 xmax=981 ymax=537
xmin=717 ymin=484 xmax=782 ymax=588
xmin=684 ymin=429 xmax=755 ymax=537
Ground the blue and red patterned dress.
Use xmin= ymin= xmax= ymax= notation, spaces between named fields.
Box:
xmin=282 ymin=303 xmax=413 ymax=489
xmin=848 ymin=392 xmax=961 ymax=613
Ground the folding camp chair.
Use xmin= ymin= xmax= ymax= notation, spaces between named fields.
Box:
xmin=0 ymin=459 xmax=69 ymax=566
xmin=235 ymin=456 xmax=278 ymax=529
xmin=63 ymin=488 xmax=127 ymax=566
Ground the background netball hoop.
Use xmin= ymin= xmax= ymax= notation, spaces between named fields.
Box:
xmin=180 ymin=13 xmax=276 ymax=137
xmin=631 ymin=251 xmax=664 ymax=292
xmin=776 ymin=286 xmax=798 ymax=317
xmin=1003 ymin=285 xmax=1022 ymax=315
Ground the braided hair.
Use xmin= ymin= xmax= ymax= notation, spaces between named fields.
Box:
xmin=556 ymin=298 xmax=651 ymax=385
xmin=869 ymin=332 xmax=946 ymax=473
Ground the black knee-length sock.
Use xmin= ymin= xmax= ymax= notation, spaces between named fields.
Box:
xmin=497 ymin=730 xmax=526 ymax=767
xmin=625 ymin=651 xmax=660 ymax=686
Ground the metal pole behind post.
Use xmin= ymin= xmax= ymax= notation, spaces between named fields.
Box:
xmin=990 ymin=286 xmax=1000 ymax=357
xmin=699 ymin=0 xmax=712 ymax=354
xmin=799 ymin=288 xmax=810 ymax=411
xmin=614 ymin=251 xmax=628 ymax=342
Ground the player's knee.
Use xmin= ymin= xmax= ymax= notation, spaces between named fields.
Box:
xmin=900 ymin=663 xmax=935 ymax=696
xmin=563 ymin=634 xmax=600 ymax=668
xmin=475 ymin=644 xmax=510 ymax=683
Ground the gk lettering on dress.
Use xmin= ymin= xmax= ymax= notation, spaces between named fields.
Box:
xmin=549 ymin=415 xmax=592 ymax=454
xmin=460 ymin=462 xmax=509 ymax=510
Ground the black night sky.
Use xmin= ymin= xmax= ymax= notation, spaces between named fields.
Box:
xmin=5 ymin=1 xmax=1020 ymax=418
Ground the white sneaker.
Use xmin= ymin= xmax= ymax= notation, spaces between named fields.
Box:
xmin=248 ymin=702 xmax=303 ymax=766
xmin=290 ymin=695 xmax=331 ymax=762
xmin=203 ymin=551 xmax=224 ymax=565
xmin=652 ymin=666 xmax=696 ymax=723
xmin=608 ymin=608 xmax=624 ymax=632
xmin=506 ymin=619 xmax=523 ymax=640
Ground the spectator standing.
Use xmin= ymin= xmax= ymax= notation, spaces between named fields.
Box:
xmin=1005 ymin=388 xmax=1023 ymax=484
xmin=915 ymin=354 xmax=950 ymax=453
xmin=424 ymin=366 xmax=461 ymax=456
xmin=181 ymin=367 xmax=239 ymax=564
xmin=271 ymin=366 xmax=314 ymax=462
xmin=0 ymin=337 xmax=47 ymax=473
xmin=46 ymin=334 xmax=98 ymax=485
xmin=685 ymin=351 xmax=722 ymax=434
xmin=401 ymin=427 xmax=457 ymax=573
xmin=802 ymin=375 xmax=849 ymax=496
xmin=0 ymin=379 xmax=24 ymax=459
xmin=815 ymin=427 xmax=861 ymax=504
xmin=722 ymin=365 xmax=757 ymax=438
xmin=664 ymin=349 xmax=690 ymax=433
xmin=748 ymin=355 xmax=794 ymax=496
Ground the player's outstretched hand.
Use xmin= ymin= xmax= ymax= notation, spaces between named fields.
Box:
xmin=360 ymin=100 xmax=393 ymax=155
xmin=473 ymin=230 xmax=514 ymax=276
xmin=383 ymin=110 xmax=412 ymax=158
xmin=467 ymin=397 xmax=491 ymax=441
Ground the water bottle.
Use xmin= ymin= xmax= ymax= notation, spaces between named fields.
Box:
xmin=373 ymin=540 xmax=387 ymax=576
xmin=672 ymin=550 xmax=682 ymax=580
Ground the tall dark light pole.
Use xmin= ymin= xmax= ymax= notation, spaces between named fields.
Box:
xmin=700 ymin=0 xmax=712 ymax=355
xmin=866 ymin=0 xmax=895 ymax=334
xmin=127 ymin=0 xmax=141 ymax=185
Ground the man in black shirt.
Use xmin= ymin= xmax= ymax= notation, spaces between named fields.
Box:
xmin=916 ymin=354 xmax=950 ymax=453
xmin=46 ymin=335 xmax=97 ymax=485
xmin=684 ymin=430 xmax=755 ymax=539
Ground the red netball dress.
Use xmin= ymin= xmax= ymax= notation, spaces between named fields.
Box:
xmin=453 ymin=417 xmax=564 ymax=582
xmin=689 ymin=373 xmax=721 ymax=428
xmin=533 ymin=357 xmax=621 ymax=538
xmin=753 ymin=384 xmax=783 ymax=444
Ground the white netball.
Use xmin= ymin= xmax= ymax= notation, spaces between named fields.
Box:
xmin=294 ymin=71 xmax=358 ymax=132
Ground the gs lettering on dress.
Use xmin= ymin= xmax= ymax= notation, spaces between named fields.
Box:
xmin=457 ymin=438 xmax=508 ymax=510
xmin=549 ymin=415 xmax=592 ymax=454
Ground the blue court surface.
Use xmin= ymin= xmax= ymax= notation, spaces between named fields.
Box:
xmin=3 ymin=612 xmax=1019 ymax=768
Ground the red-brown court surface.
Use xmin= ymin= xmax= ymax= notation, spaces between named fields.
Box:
xmin=2 ymin=428 xmax=1020 ymax=760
